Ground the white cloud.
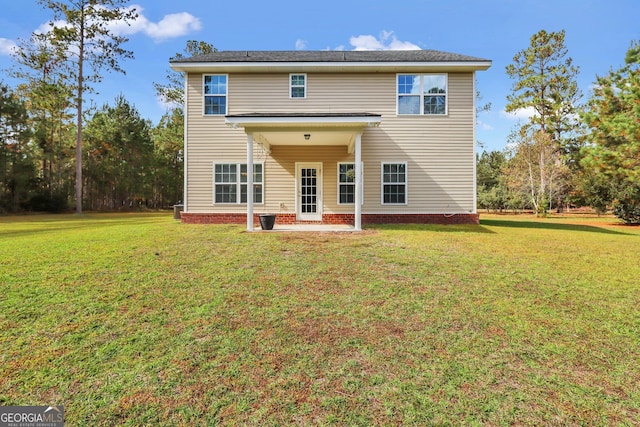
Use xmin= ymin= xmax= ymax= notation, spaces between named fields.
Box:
xmin=313 ymin=31 xmax=418 ymax=51
xmin=34 ymin=20 xmax=70 ymax=35
xmin=295 ymin=39 xmax=307 ymax=50
xmin=500 ymin=106 xmax=538 ymax=120
xmin=112 ymin=5 xmax=201 ymax=42
xmin=0 ymin=38 xmax=17 ymax=56
xmin=349 ymin=35 xmax=385 ymax=51
xmin=141 ymin=12 xmax=201 ymax=41
xmin=477 ymin=120 xmax=494 ymax=131
xmin=349 ymin=30 xmax=420 ymax=51
xmin=33 ymin=5 xmax=201 ymax=43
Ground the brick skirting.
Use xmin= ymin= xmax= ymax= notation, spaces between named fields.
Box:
xmin=364 ymin=213 xmax=479 ymax=225
xmin=180 ymin=212 xmax=479 ymax=225
xmin=180 ymin=213 xmax=250 ymax=224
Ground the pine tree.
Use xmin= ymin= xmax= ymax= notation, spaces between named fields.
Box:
xmin=506 ymin=29 xmax=581 ymax=145
xmin=38 ymin=0 xmax=137 ymax=213
xmin=0 ymin=83 xmax=34 ymax=212
xmin=154 ymin=40 xmax=216 ymax=108
xmin=581 ymin=41 xmax=640 ymax=224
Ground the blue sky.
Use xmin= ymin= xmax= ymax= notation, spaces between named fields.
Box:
xmin=0 ymin=0 xmax=638 ymax=152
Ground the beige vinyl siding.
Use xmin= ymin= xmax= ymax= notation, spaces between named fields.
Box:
xmin=185 ymin=73 xmax=246 ymax=212
xmin=229 ymin=73 xmax=395 ymax=114
xmin=184 ymin=71 xmax=476 ymax=215
xmin=362 ymin=73 xmax=475 ymax=212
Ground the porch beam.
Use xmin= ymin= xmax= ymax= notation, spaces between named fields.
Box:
xmin=354 ymin=132 xmax=362 ymax=231
xmin=247 ymin=134 xmax=254 ymax=231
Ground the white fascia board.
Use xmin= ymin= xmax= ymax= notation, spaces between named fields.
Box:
xmin=225 ymin=115 xmax=382 ymax=128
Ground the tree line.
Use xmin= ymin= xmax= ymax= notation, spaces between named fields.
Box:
xmin=0 ymin=0 xmax=213 ymax=214
xmin=0 ymin=78 xmax=185 ymax=212
xmin=478 ymin=30 xmax=640 ymax=224
xmin=1 ymin=3 xmax=638 ymax=223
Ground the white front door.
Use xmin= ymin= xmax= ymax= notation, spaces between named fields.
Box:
xmin=296 ymin=162 xmax=322 ymax=221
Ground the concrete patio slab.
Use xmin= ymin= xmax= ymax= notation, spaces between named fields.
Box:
xmin=253 ymin=224 xmax=357 ymax=232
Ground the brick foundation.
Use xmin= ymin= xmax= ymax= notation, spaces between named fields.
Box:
xmin=181 ymin=212 xmax=479 ymax=225
xmin=363 ymin=213 xmax=479 ymax=225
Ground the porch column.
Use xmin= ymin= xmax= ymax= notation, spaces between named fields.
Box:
xmin=246 ymin=133 xmax=254 ymax=231
xmin=354 ymin=132 xmax=362 ymax=231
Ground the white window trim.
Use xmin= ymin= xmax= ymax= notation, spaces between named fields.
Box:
xmin=213 ymin=162 xmax=264 ymax=205
xmin=203 ymin=74 xmax=228 ymax=116
xmin=396 ymin=73 xmax=448 ymax=116
xmin=289 ymin=73 xmax=307 ymax=99
xmin=337 ymin=162 xmax=364 ymax=205
xmin=381 ymin=162 xmax=408 ymax=205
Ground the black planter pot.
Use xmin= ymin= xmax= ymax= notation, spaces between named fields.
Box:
xmin=258 ymin=214 xmax=276 ymax=230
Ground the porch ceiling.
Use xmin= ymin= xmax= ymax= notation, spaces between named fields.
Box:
xmin=252 ymin=128 xmax=359 ymax=148
xmin=225 ymin=113 xmax=382 ymax=153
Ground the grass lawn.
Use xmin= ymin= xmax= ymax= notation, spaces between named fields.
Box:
xmin=1 ymin=212 xmax=639 ymax=425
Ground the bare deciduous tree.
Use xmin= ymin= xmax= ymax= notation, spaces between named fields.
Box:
xmin=504 ymin=127 xmax=568 ymax=215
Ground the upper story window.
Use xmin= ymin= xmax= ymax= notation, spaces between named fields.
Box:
xmin=397 ymin=74 xmax=447 ymax=115
xmin=290 ymin=74 xmax=306 ymax=99
xmin=204 ymin=74 xmax=227 ymax=115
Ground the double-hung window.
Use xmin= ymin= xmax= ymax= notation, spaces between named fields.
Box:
xmin=338 ymin=163 xmax=355 ymax=204
xmin=382 ymin=162 xmax=407 ymax=204
xmin=290 ymin=74 xmax=306 ymax=98
xmin=204 ymin=75 xmax=227 ymax=115
xmin=214 ymin=163 xmax=263 ymax=204
xmin=397 ymin=74 xmax=447 ymax=115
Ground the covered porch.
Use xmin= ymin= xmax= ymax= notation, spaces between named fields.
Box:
xmin=225 ymin=113 xmax=382 ymax=231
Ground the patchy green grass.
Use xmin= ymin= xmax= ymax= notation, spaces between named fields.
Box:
xmin=1 ymin=212 xmax=639 ymax=425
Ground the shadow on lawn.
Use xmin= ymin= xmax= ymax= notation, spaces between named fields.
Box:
xmin=0 ymin=214 xmax=171 ymax=238
xmin=481 ymin=218 xmax=636 ymax=236
xmin=370 ymin=223 xmax=496 ymax=234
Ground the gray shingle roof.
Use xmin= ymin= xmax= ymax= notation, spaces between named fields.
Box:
xmin=171 ymin=50 xmax=489 ymax=64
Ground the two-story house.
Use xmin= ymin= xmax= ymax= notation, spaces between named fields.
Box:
xmin=169 ymin=50 xmax=491 ymax=230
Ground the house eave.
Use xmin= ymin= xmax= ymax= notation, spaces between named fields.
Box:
xmin=170 ymin=61 xmax=492 ymax=73
xmin=225 ymin=113 xmax=382 ymax=129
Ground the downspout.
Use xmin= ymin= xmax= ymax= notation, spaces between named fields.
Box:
xmin=183 ymin=73 xmax=189 ymax=213
xmin=472 ymin=71 xmax=478 ymax=215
